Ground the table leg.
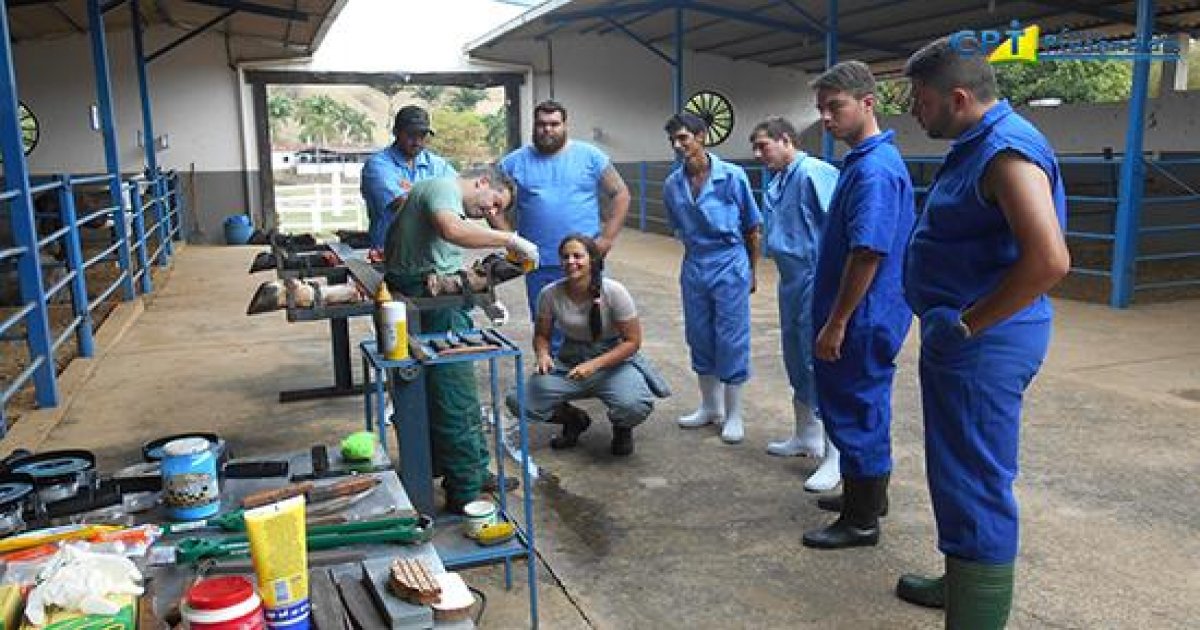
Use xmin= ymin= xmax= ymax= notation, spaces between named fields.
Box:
xmin=279 ymin=316 xmax=365 ymax=402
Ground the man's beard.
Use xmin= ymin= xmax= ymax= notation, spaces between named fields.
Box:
xmin=534 ymin=132 xmax=566 ymax=153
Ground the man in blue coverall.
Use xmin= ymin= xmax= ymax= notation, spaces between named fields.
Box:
xmin=497 ymin=101 xmax=631 ymax=352
xmin=898 ymin=39 xmax=1070 ymax=628
xmin=664 ymin=112 xmax=763 ymax=445
xmin=801 ymin=61 xmax=915 ymax=550
xmin=361 ymin=105 xmax=456 ymax=249
xmin=750 ymin=117 xmax=842 ymax=492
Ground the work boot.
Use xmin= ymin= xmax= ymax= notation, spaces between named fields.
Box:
xmin=483 ymin=471 xmax=520 ymax=493
xmin=610 ymin=427 xmax=634 ymax=456
xmin=720 ymin=382 xmax=745 ymax=444
xmin=803 ymin=438 xmax=841 ymax=492
xmin=816 ymin=481 xmax=889 ymax=516
xmin=678 ymin=375 xmax=724 ymax=428
xmin=766 ymin=400 xmax=825 ymax=457
xmin=945 ymin=557 xmax=1015 ymax=630
xmin=549 ymin=404 xmax=591 ymax=449
xmin=802 ymin=474 xmax=888 ymax=549
xmin=895 ymin=573 xmax=945 ymax=609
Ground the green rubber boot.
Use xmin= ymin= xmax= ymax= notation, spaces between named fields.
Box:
xmin=895 ymin=573 xmax=944 ymax=609
xmin=945 ymin=557 xmax=1014 ymax=629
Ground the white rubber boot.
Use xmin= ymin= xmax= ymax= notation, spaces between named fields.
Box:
xmin=766 ymin=400 xmax=826 ymax=457
xmin=720 ymin=382 xmax=745 ymax=444
xmin=804 ymin=437 xmax=841 ymax=492
xmin=678 ymin=375 xmax=724 ymax=428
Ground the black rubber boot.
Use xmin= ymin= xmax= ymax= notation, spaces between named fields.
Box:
xmin=802 ymin=474 xmax=888 ymax=549
xmin=945 ymin=557 xmax=1015 ymax=629
xmin=550 ymin=404 xmax=591 ymax=449
xmin=896 ymin=573 xmax=945 ymax=609
xmin=610 ymin=427 xmax=634 ymax=456
xmin=816 ymin=491 xmax=889 ymax=516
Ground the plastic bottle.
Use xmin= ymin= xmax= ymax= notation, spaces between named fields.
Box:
xmin=381 ymin=302 xmax=408 ymax=361
xmin=183 ymin=576 xmax=266 ymax=630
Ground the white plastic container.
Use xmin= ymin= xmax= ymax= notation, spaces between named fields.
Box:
xmin=379 ymin=302 xmax=408 ymax=361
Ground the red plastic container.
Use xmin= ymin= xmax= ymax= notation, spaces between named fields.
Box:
xmin=183 ymin=576 xmax=266 ymax=630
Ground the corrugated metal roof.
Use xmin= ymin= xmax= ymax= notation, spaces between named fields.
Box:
xmin=467 ymin=0 xmax=1200 ymax=73
xmin=7 ymin=0 xmax=348 ymax=62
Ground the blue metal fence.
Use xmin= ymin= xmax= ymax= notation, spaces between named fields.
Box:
xmin=1 ymin=169 xmax=184 ymax=434
xmin=618 ymin=153 xmax=1200 ymax=307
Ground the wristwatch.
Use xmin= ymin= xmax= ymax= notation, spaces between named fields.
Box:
xmin=955 ymin=313 xmax=973 ymax=339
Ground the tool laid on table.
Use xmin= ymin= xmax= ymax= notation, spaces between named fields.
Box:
xmin=171 ymin=513 xmax=434 ymax=565
xmin=240 ymin=475 xmax=379 ymax=509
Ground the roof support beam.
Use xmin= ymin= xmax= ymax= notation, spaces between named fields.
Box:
xmin=687 ymin=1 xmax=908 ymax=56
xmin=603 ymin=16 xmax=676 ymax=65
xmin=148 ymin=8 xmax=235 ymax=62
xmin=102 ymin=0 xmax=127 ymax=13
xmin=550 ymin=0 xmax=677 ymax=24
xmin=1023 ymin=0 xmax=1182 ymax=30
xmin=181 ymin=0 xmax=308 ymax=21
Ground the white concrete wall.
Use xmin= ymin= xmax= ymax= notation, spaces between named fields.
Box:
xmin=879 ymin=90 xmax=1200 ymax=157
xmin=475 ymin=33 xmax=819 ymax=162
xmin=14 ymin=26 xmax=244 ymax=175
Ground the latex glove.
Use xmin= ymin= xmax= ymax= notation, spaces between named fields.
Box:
xmin=482 ymin=300 xmax=509 ymax=327
xmin=25 ymin=546 xmax=144 ymax=626
xmin=921 ymin=306 xmax=970 ymax=349
xmin=505 ymin=233 xmax=539 ymax=269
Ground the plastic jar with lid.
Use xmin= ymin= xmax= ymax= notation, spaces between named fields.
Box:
xmin=161 ymin=436 xmax=220 ymax=520
xmin=183 ymin=576 xmax=265 ymax=630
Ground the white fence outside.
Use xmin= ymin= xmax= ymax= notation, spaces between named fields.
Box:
xmin=275 ymin=170 xmax=368 ymax=235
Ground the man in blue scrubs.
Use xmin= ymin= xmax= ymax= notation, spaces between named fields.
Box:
xmin=497 ymin=101 xmax=631 ymax=353
xmin=802 ymin=61 xmax=914 ymax=550
xmin=664 ymin=113 xmax=763 ymax=445
xmin=898 ymin=39 xmax=1070 ymax=628
xmin=750 ymin=117 xmax=842 ymax=492
xmin=361 ymin=105 xmax=457 ymax=249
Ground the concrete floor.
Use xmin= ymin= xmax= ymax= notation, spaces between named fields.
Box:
xmin=8 ymin=230 xmax=1199 ymax=629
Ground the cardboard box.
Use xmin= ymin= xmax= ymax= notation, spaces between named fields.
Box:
xmin=18 ymin=594 xmax=135 ymax=630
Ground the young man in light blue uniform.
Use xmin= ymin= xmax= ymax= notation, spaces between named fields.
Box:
xmin=497 ymin=100 xmax=630 ymax=353
xmin=898 ymin=39 xmax=1069 ymax=628
xmin=750 ymin=117 xmax=842 ymax=492
xmin=802 ymin=62 xmax=914 ymax=551
xmin=361 ymin=105 xmax=456 ymax=249
xmin=664 ymin=113 xmax=763 ymax=445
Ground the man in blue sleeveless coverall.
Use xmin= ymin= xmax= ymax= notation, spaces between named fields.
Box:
xmin=801 ymin=61 xmax=915 ymax=551
xmin=896 ymin=39 xmax=1070 ymax=628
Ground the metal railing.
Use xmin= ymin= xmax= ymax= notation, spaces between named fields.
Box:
xmin=1 ymin=169 xmax=184 ymax=434
xmin=617 ymin=153 xmax=1200 ymax=307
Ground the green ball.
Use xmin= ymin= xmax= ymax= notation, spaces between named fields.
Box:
xmin=341 ymin=432 xmax=377 ymax=462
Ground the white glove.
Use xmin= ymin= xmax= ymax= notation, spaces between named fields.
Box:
xmin=25 ymin=546 xmax=144 ymax=626
xmin=505 ymin=233 xmax=539 ymax=269
xmin=482 ymin=300 xmax=509 ymax=327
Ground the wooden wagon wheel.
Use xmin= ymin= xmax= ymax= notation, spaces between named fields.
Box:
xmin=683 ymin=90 xmax=734 ymax=147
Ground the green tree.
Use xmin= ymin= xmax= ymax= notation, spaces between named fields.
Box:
xmin=338 ymin=108 xmax=376 ymax=145
xmin=482 ymin=107 xmax=508 ymax=154
xmin=448 ymin=87 xmax=487 ymax=112
xmin=995 ymin=60 xmax=1132 ymax=104
xmin=296 ymin=95 xmax=343 ymax=147
xmin=413 ymin=85 xmax=445 ymax=104
xmin=874 ymin=80 xmax=910 ymax=116
xmin=267 ymin=93 xmax=295 ymax=136
xmin=427 ymin=108 xmax=494 ymax=169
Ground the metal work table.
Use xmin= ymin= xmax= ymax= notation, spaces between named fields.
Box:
xmin=145 ymin=446 xmax=475 ymax=629
xmin=361 ymin=331 xmax=539 ymax=627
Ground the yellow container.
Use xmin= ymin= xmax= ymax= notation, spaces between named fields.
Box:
xmin=380 ymin=302 xmax=409 ymax=361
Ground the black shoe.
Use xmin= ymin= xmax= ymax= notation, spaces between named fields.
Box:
xmin=444 ymin=495 xmax=484 ymax=515
xmin=896 ymin=573 xmax=945 ymax=609
xmin=550 ymin=404 xmax=591 ymax=449
xmin=816 ymin=493 xmax=889 ymax=516
xmin=802 ymin=517 xmax=880 ymax=548
xmin=483 ymin=472 xmax=520 ymax=493
xmin=610 ymin=427 xmax=634 ymax=456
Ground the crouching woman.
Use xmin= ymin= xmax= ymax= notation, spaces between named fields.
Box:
xmin=507 ymin=234 xmax=669 ymax=456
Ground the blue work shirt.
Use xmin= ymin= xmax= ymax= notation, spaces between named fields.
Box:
xmin=813 ymin=130 xmax=915 ymax=330
xmin=499 ymin=141 xmax=610 ymax=264
xmin=905 ymin=100 xmax=1067 ymax=324
xmin=360 ymin=145 xmax=456 ymax=248
xmin=663 ymin=152 xmax=763 ymax=258
xmin=763 ymin=152 xmax=839 ymax=260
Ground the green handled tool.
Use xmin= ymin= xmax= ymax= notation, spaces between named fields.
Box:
xmin=173 ymin=513 xmax=434 ymax=565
